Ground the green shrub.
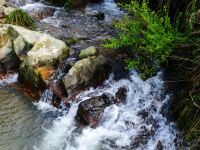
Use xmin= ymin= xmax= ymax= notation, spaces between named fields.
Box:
xmin=105 ymin=0 xmax=184 ymax=78
xmin=6 ymin=9 xmax=36 ymax=30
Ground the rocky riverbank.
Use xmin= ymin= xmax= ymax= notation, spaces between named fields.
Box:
xmin=0 ymin=0 xmax=129 ymax=125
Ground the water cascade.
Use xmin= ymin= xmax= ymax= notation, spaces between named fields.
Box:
xmin=33 ymin=72 xmax=181 ymax=150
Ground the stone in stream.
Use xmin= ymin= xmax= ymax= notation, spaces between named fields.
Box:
xmin=76 ymin=88 xmax=127 ymax=127
xmin=19 ymin=34 xmax=70 ymax=90
xmin=43 ymin=0 xmax=66 ymax=7
xmin=63 ymin=55 xmax=109 ymax=90
xmin=78 ymin=46 xmax=98 ymax=59
xmin=48 ymin=80 xmax=68 ymax=107
xmin=0 ymin=24 xmax=70 ymax=90
xmin=0 ymin=24 xmax=42 ymax=53
xmin=26 ymin=34 xmax=69 ymax=66
xmin=0 ymin=24 xmax=41 ymax=72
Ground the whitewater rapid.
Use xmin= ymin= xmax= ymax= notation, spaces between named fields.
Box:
xmin=33 ymin=72 xmax=181 ymax=150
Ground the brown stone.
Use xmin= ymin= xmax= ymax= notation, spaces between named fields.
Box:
xmin=36 ymin=66 xmax=55 ymax=81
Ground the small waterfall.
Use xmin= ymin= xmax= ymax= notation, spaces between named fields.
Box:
xmin=34 ymin=72 xmax=182 ymax=150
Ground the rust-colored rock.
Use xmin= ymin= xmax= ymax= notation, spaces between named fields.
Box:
xmin=36 ymin=66 xmax=55 ymax=81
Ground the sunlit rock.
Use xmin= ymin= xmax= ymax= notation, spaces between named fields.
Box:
xmin=27 ymin=34 xmax=69 ymax=66
xmin=63 ymin=55 xmax=108 ymax=89
xmin=19 ymin=34 xmax=70 ymax=89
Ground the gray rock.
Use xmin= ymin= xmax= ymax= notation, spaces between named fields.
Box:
xmin=63 ymin=55 xmax=108 ymax=89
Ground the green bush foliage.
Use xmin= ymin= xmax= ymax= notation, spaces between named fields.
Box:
xmin=105 ymin=0 xmax=184 ymax=78
xmin=6 ymin=9 xmax=36 ymax=30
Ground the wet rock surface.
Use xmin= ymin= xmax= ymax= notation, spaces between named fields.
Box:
xmin=76 ymin=89 xmax=126 ymax=127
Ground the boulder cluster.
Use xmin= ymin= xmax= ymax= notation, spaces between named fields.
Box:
xmin=0 ymin=0 xmax=128 ymax=127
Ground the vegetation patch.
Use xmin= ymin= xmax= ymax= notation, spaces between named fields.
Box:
xmin=105 ymin=0 xmax=184 ymax=78
xmin=6 ymin=9 xmax=36 ymax=30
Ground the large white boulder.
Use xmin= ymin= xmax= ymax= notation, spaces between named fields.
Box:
xmin=27 ymin=34 xmax=69 ymax=66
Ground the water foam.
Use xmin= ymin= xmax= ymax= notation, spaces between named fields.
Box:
xmin=34 ymin=72 xmax=180 ymax=150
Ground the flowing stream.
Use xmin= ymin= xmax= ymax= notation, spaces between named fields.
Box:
xmin=34 ymin=72 xmax=181 ymax=150
xmin=1 ymin=0 xmax=185 ymax=150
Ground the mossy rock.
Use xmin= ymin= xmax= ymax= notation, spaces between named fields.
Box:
xmin=19 ymin=59 xmax=56 ymax=90
xmin=18 ymin=58 xmax=46 ymax=90
xmin=19 ymin=34 xmax=71 ymax=90
xmin=79 ymin=46 xmax=98 ymax=59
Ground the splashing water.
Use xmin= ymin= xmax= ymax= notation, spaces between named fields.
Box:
xmin=0 ymin=73 xmax=18 ymax=86
xmin=34 ymin=72 xmax=181 ymax=150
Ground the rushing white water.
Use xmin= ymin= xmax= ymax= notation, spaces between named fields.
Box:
xmin=34 ymin=72 xmax=180 ymax=150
